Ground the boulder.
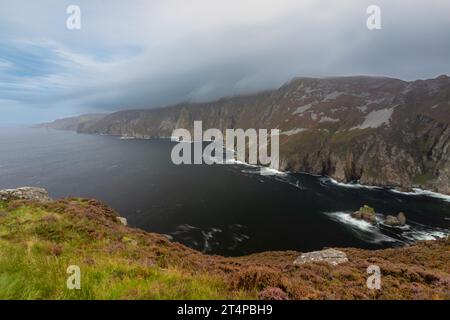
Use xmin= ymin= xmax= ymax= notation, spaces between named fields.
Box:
xmin=384 ymin=212 xmax=407 ymax=226
xmin=116 ymin=217 xmax=128 ymax=226
xmin=397 ymin=212 xmax=406 ymax=225
xmin=294 ymin=248 xmax=348 ymax=266
xmin=351 ymin=205 xmax=377 ymax=224
xmin=385 ymin=215 xmax=399 ymax=226
xmin=0 ymin=187 xmax=51 ymax=202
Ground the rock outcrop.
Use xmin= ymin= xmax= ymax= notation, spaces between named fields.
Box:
xmin=116 ymin=217 xmax=128 ymax=226
xmin=41 ymin=75 xmax=450 ymax=194
xmin=384 ymin=212 xmax=407 ymax=226
xmin=0 ymin=187 xmax=51 ymax=202
xmin=293 ymin=248 xmax=348 ymax=266
xmin=351 ymin=205 xmax=377 ymax=224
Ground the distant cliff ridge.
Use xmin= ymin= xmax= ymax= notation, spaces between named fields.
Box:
xmin=41 ymin=75 xmax=450 ymax=194
xmin=35 ymin=114 xmax=106 ymax=131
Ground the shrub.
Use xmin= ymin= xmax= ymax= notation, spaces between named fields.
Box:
xmin=231 ymin=266 xmax=283 ymax=291
xmin=258 ymin=287 xmax=289 ymax=300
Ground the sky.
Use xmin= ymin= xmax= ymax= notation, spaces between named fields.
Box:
xmin=0 ymin=0 xmax=449 ymax=123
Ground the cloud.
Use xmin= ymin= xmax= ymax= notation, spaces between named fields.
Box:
xmin=0 ymin=0 xmax=449 ymax=123
xmin=0 ymin=59 xmax=13 ymax=69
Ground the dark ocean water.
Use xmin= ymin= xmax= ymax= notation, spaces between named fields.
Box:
xmin=0 ymin=126 xmax=449 ymax=256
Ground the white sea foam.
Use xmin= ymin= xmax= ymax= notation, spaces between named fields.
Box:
xmin=171 ymin=224 xmax=250 ymax=253
xmin=225 ymin=158 xmax=258 ymax=167
xmin=172 ymin=224 xmax=199 ymax=233
xmin=324 ymin=211 xmax=398 ymax=243
xmin=232 ymin=233 xmax=250 ymax=243
xmin=328 ymin=211 xmax=374 ymax=231
xmin=402 ymin=229 xmax=448 ymax=242
xmin=321 ymin=177 xmax=381 ymax=190
xmin=285 ymin=179 xmax=305 ymax=190
xmin=322 ymin=177 xmax=450 ymax=202
xmin=259 ymin=167 xmax=288 ymax=176
xmin=224 ymin=157 xmax=289 ymax=177
xmin=201 ymin=228 xmax=222 ymax=253
xmin=390 ymin=188 xmax=450 ymax=202
xmin=325 ymin=211 xmax=449 ymax=244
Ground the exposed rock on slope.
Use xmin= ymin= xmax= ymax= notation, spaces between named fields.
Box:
xmin=385 ymin=212 xmax=407 ymax=227
xmin=293 ymin=249 xmax=348 ymax=266
xmin=0 ymin=187 xmax=51 ymax=202
xmin=43 ymin=75 xmax=450 ymax=194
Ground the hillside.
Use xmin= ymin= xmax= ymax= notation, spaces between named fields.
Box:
xmin=0 ymin=188 xmax=448 ymax=300
xmin=41 ymin=75 xmax=450 ymax=195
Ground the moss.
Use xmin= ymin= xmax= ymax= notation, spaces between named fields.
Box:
xmin=359 ymin=205 xmax=375 ymax=215
xmin=413 ymin=172 xmax=433 ymax=185
xmin=281 ymin=130 xmax=330 ymax=155
xmin=330 ymin=128 xmax=373 ymax=144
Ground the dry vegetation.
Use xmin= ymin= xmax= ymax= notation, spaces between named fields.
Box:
xmin=0 ymin=198 xmax=448 ymax=300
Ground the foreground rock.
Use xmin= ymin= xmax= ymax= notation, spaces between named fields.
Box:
xmin=385 ymin=212 xmax=407 ymax=226
xmin=294 ymin=248 xmax=348 ymax=266
xmin=116 ymin=217 xmax=128 ymax=226
xmin=351 ymin=205 xmax=377 ymax=224
xmin=0 ymin=187 xmax=51 ymax=202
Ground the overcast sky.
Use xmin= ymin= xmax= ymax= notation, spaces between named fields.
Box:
xmin=1 ymin=0 xmax=449 ymax=123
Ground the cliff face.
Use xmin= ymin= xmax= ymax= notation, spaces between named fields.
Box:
xmin=50 ymin=75 xmax=450 ymax=194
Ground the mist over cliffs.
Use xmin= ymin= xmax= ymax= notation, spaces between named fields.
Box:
xmin=42 ymin=75 xmax=450 ymax=194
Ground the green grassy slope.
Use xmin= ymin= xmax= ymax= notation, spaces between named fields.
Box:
xmin=0 ymin=198 xmax=448 ymax=300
